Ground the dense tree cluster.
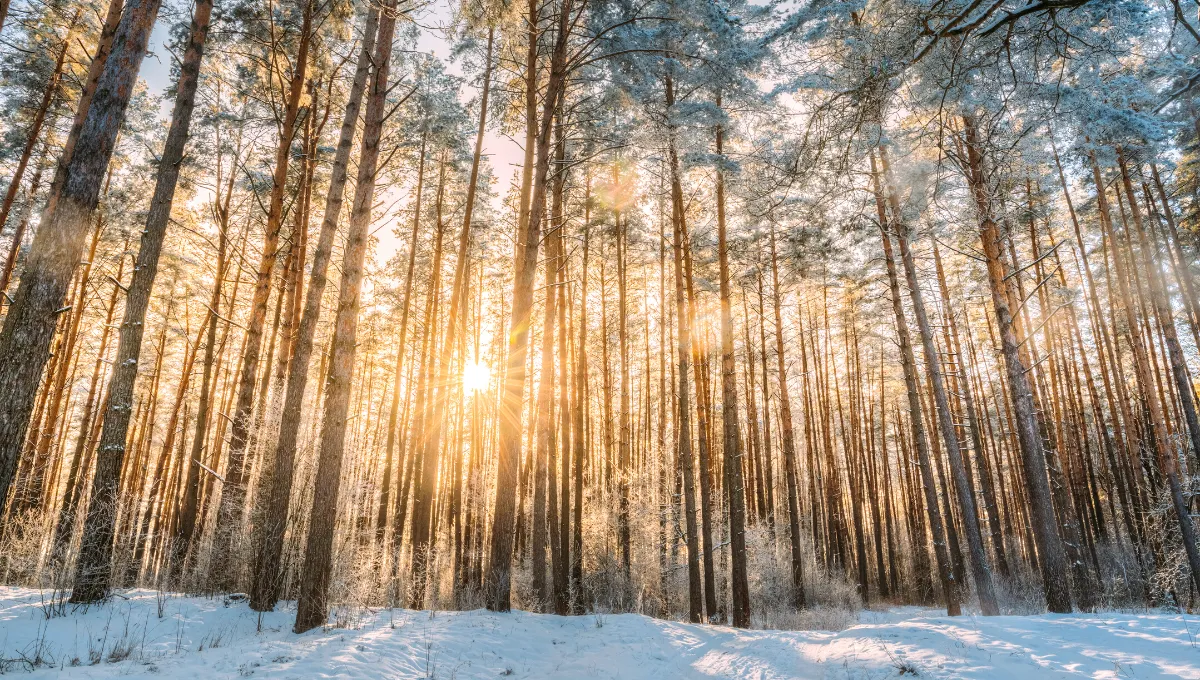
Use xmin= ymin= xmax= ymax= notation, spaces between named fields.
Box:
xmin=0 ymin=0 xmax=1198 ymax=631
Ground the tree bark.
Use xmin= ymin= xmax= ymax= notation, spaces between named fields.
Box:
xmin=66 ymin=0 xmax=211 ymax=601
xmin=682 ymin=225 xmax=719 ymax=620
xmin=616 ymin=167 xmax=633 ymax=582
xmin=249 ymin=4 xmax=379 ymax=613
xmin=0 ymin=12 xmax=78 ymax=235
xmin=961 ymin=115 xmax=1072 ymax=612
xmin=571 ymin=207 xmax=589 ymax=613
xmin=293 ymin=0 xmax=396 ymax=633
xmin=175 ymin=122 xmax=241 ymax=571
xmin=766 ymin=227 xmax=807 ymax=610
xmin=1110 ymin=149 xmax=1200 ymax=592
xmin=407 ymin=155 xmax=449 ymax=608
xmin=216 ymin=0 xmax=316 ymax=568
xmin=485 ymin=0 xmax=575 ymax=611
xmin=872 ymin=151 xmax=960 ymax=615
xmin=663 ymin=74 xmax=705 ymax=623
xmin=552 ymin=109 xmax=571 ymax=615
xmin=879 ymin=147 xmax=999 ymax=614
xmin=0 ymin=0 xmax=153 ymax=516
xmin=50 ymin=253 xmax=124 ymax=565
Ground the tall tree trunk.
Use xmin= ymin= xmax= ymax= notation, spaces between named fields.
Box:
xmin=1056 ymin=142 xmax=1145 ymax=549
xmin=216 ymin=0 xmax=316 ymax=567
xmin=407 ymin=155 xmax=449 ymax=608
xmin=617 ymin=167 xmax=633 ymax=581
xmin=871 ymin=152 xmax=960 ymax=615
xmin=248 ymin=5 xmax=379 ymax=613
xmin=175 ymin=125 xmax=241 ymax=571
xmin=39 ymin=0 xmax=125 ymax=230
xmin=293 ymin=0 xmax=396 ymax=633
xmin=485 ymin=0 xmax=574 ymax=611
xmin=1121 ymin=154 xmax=1200 ymax=488
xmin=682 ymin=228 xmax=719 ymax=620
xmin=552 ymin=110 xmax=571 ymax=616
xmin=131 ymin=313 xmax=206 ymax=577
xmin=766 ymin=227 xmax=807 ymax=610
xmin=174 ymin=272 xmax=220 ymax=563
xmin=879 ymin=148 xmax=999 ymax=614
xmin=383 ymin=130 xmax=426 ymax=575
xmin=1149 ymin=163 xmax=1200 ymax=347
xmin=961 ymin=115 xmax=1072 ymax=612
xmin=1108 ymin=149 xmax=1200 ymax=591
xmin=663 ymin=73 xmax=705 ymax=623
xmin=932 ymin=242 xmax=1010 ymax=578
xmin=530 ymin=170 xmax=557 ymax=607
xmin=0 ymin=0 xmax=156 ymax=516
xmin=1020 ymin=185 xmax=1098 ymax=611
xmin=571 ymin=208 xmax=589 ymax=613
xmin=20 ymin=214 xmax=102 ymax=515
xmin=50 ymin=253 xmax=125 ymax=565
xmin=394 ymin=198 xmax=444 ymax=590
xmin=411 ymin=24 xmax=493 ymax=604
xmin=0 ymin=136 xmax=52 ymax=302
xmin=67 ymin=0 xmax=212 ymax=601
xmin=0 ymin=12 xmax=78 ymax=235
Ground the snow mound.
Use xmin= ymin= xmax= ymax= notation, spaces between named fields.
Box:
xmin=0 ymin=587 xmax=1198 ymax=678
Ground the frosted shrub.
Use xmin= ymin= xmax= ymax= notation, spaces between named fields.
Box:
xmin=745 ymin=524 xmax=861 ymax=630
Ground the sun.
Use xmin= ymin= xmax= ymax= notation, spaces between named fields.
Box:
xmin=462 ymin=361 xmax=491 ymax=395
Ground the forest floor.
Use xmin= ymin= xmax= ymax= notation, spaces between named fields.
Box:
xmin=0 ymin=586 xmax=1197 ymax=678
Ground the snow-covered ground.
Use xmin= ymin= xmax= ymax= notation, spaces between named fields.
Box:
xmin=0 ymin=587 xmax=1197 ymax=678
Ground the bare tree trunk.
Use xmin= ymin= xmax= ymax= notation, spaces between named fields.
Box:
xmin=0 ymin=0 xmax=13 ymax=39
xmin=616 ymin=166 xmax=633 ymax=582
xmin=131 ymin=314 xmax=206 ymax=577
xmin=682 ymin=230 xmax=719 ymax=620
xmin=662 ymin=73 xmax=705 ymax=623
xmin=20 ymin=214 xmax=102 ymax=515
xmin=39 ymin=0 xmax=125 ymax=229
xmin=530 ymin=171 xmax=556 ymax=607
xmin=879 ymin=148 xmax=999 ymax=615
xmin=1149 ymin=163 xmax=1200 ymax=347
xmin=398 ymin=31 xmax=495 ymax=588
xmin=961 ymin=115 xmax=1072 ymax=612
xmin=1109 ymin=149 xmax=1200 ymax=591
xmin=249 ymin=5 xmax=379 ymax=613
xmin=394 ymin=205 xmax=444 ymax=590
xmin=383 ymin=130 xmax=425 ymax=575
xmin=765 ymin=227 xmax=807 ymax=610
xmin=571 ymin=209 xmax=589 ymax=613
xmin=552 ymin=110 xmax=571 ymax=616
xmin=175 ymin=123 xmax=241 ymax=571
xmin=1122 ymin=156 xmax=1200 ymax=488
xmin=0 ymin=136 xmax=52 ymax=303
xmin=742 ymin=292 xmax=768 ymax=530
xmin=932 ymin=242 xmax=1011 ymax=578
xmin=66 ymin=0 xmax=211 ymax=601
xmin=216 ymin=0 xmax=316 ymax=568
xmin=1019 ymin=186 xmax=1097 ymax=611
xmin=0 ymin=12 xmax=78 ymax=235
xmin=872 ymin=152 xmax=961 ymax=615
xmin=50 ymin=254 xmax=124 ymax=565
xmin=407 ymin=155 xmax=449 ymax=608
xmin=485 ymin=0 xmax=575 ymax=611
xmin=293 ymin=0 xmax=396 ymax=633
xmin=0 ymin=0 xmax=155 ymax=516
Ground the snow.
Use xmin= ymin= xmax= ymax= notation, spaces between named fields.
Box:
xmin=0 ymin=587 xmax=1198 ymax=678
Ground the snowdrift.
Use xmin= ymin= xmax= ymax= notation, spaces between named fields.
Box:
xmin=0 ymin=587 xmax=1197 ymax=678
